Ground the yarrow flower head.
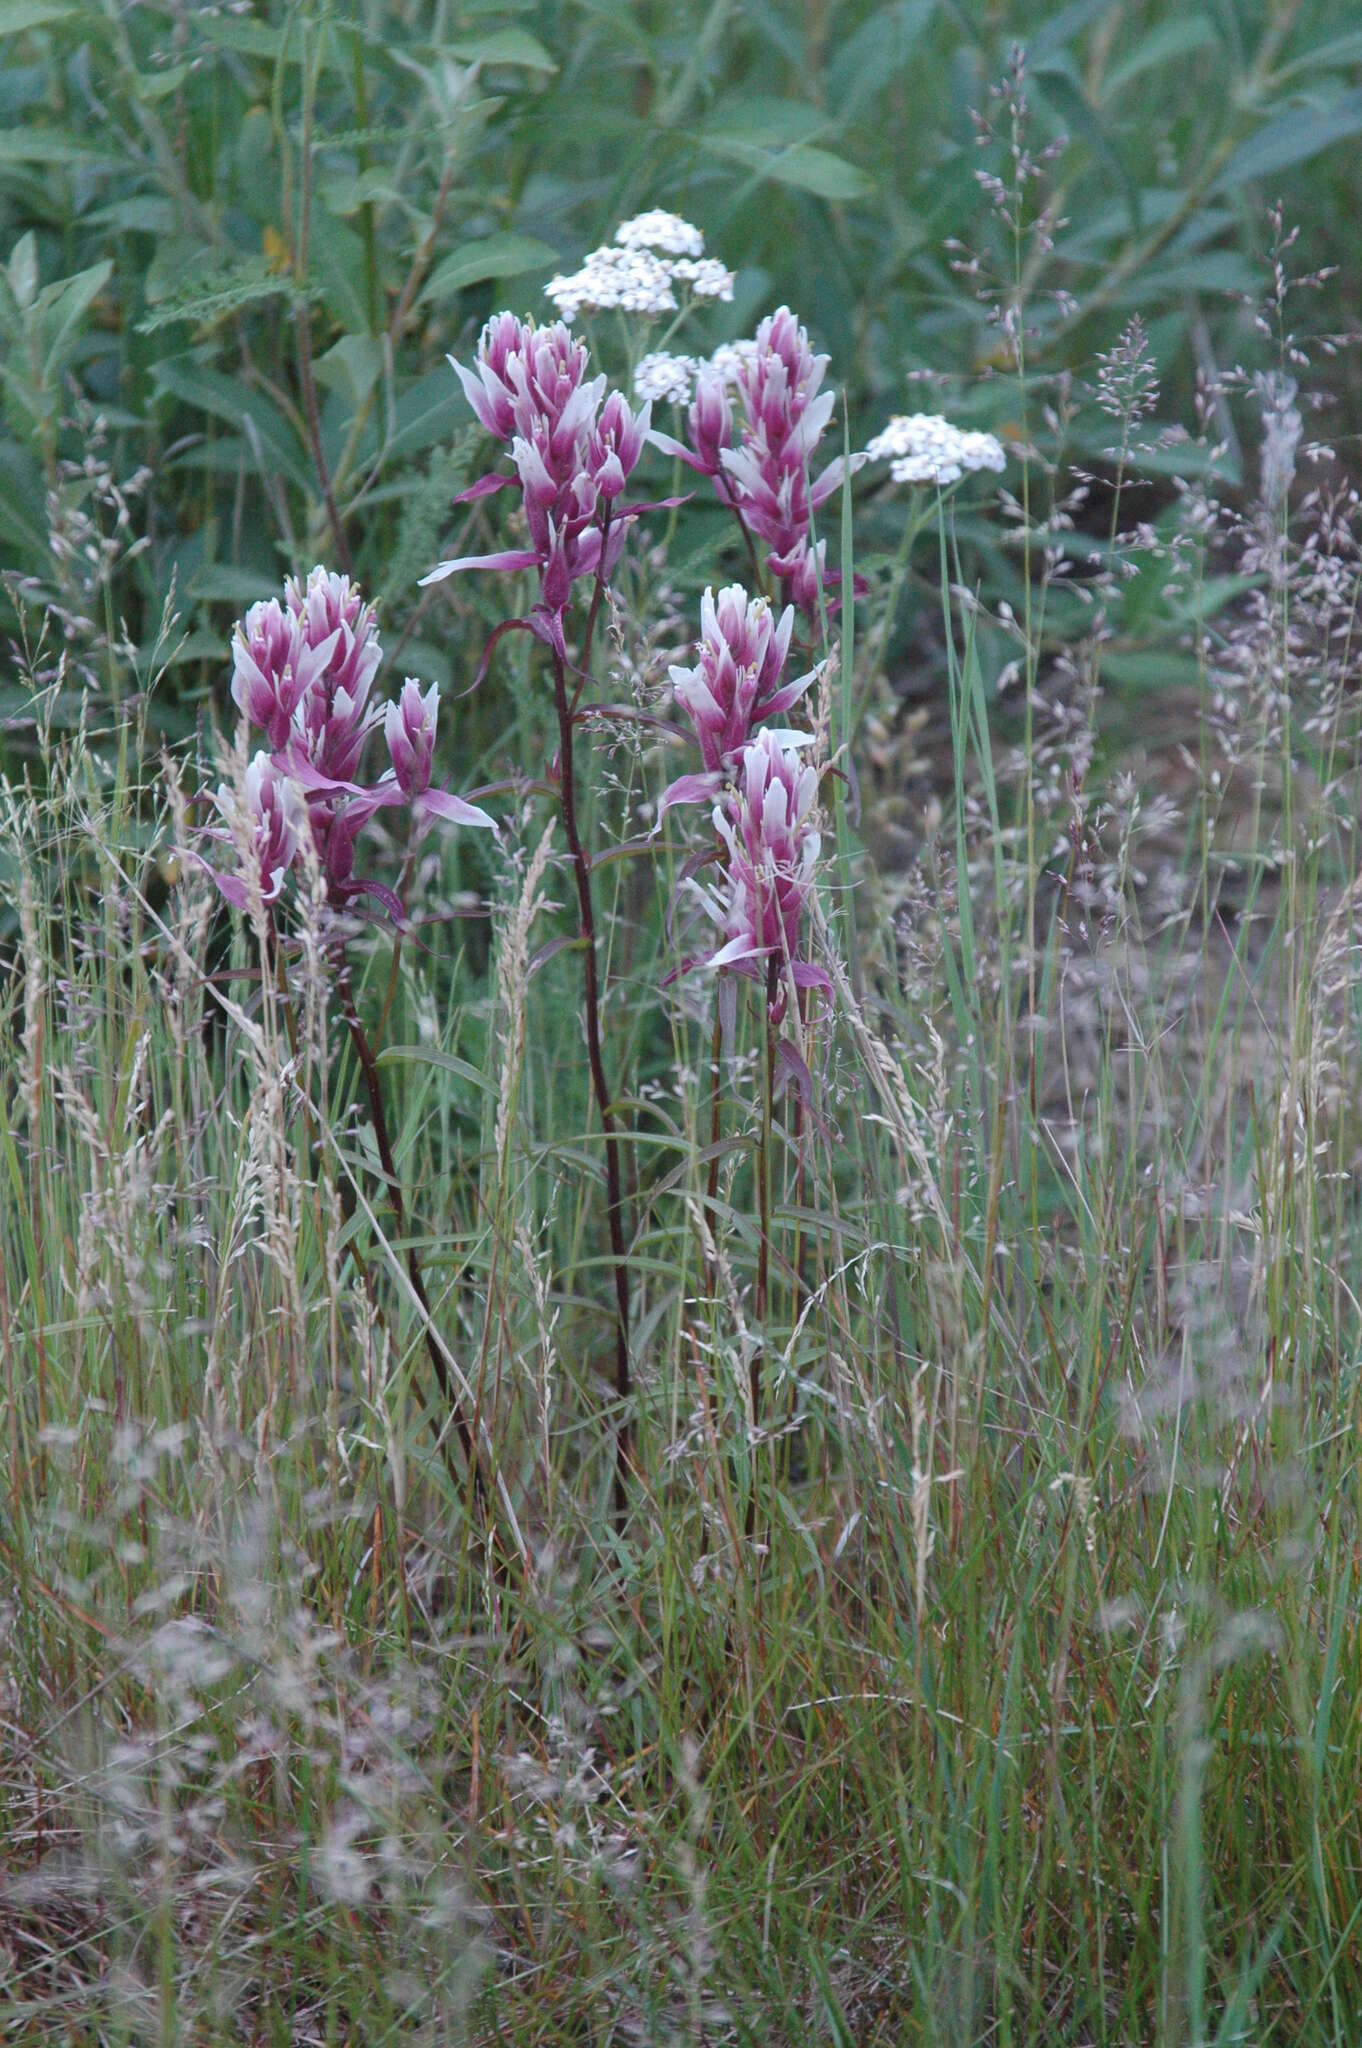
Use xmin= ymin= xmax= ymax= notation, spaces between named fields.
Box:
xmin=666 ymin=256 xmax=735 ymax=302
xmin=545 ymin=215 xmax=733 ymax=324
xmin=546 ymin=243 xmax=678 ymax=323
xmin=208 ymin=568 xmax=494 ymax=921
xmin=427 ymin=314 xmax=651 ymax=625
xmin=864 ymin=413 xmax=1007 ymax=488
xmin=634 ymin=351 xmax=701 ymax=408
xmin=687 ymin=731 xmax=830 ymax=1017
xmin=614 ymin=210 xmax=705 ymax=259
xmin=659 ymin=583 xmax=815 ymax=816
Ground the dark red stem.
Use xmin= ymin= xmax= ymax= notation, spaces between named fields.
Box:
xmin=550 ymin=646 xmax=632 ymax=1531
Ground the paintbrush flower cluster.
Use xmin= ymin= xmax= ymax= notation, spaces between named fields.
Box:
xmin=207 ymin=566 xmax=493 ymax=921
xmin=426 ymin=314 xmax=651 ymax=641
xmin=663 ymin=584 xmax=828 ymax=1017
xmin=653 ymin=307 xmax=857 ymax=617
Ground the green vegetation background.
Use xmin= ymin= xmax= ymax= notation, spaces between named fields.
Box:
xmin=1 ymin=0 xmax=1359 ymax=754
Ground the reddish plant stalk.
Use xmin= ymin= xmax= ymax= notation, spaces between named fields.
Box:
xmin=549 ymin=647 xmax=632 ymax=1531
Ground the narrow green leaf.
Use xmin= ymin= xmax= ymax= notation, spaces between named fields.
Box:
xmin=445 ymin=27 xmax=556 ymax=71
xmin=699 ymin=136 xmax=870 ymax=202
xmin=420 ymin=233 xmax=558 ymax=304
xmin=152 ymin=361 xmax=313 ymax=494
xmin=1213 ymin=89 xmax=1362 ymax=192
xmin=0 ymin=0 xmax=76 ymax=31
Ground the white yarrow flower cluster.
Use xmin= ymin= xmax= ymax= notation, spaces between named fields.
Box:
xmin=668 ymin=256 xmax=735 ymax=301
xmin=634 ymin=352 xmax=702 ymax=406
xmin=865 ymin=413 xmax=1007 ymax=487
xmin=705 ymin=339 xmax=758 ymax=386
xmin=546 ymin=213 xmax=735 ymax=323
xmin=615 ymin=210 xmax=705 ymax=259
xmin=546 ymin=244 xmax=677 ymax=321
xmin=634 ymin=338 xmax=761 ymax=408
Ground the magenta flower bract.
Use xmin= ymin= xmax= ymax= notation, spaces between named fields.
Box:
xmin=284 ymin=566 xmax=384 ymax=784
xmin=208 ymin=750 xmax=305 ymax=910
xmin=424 ymin=315 xmax=651 ymax=624
xmin=659 ymin=582 xmax=816 ymax=818
xmin=652 ymin=307 xmax=855 ymax=618
xmin=385 ymin=677 xmax=438 ymax=798
xmin=211 ymin=569 xmax=494 ymax=923
xmin=685 ymin=731 xmax=830 ymax=1015
xmin=230 ymin=599 xmax=335 ymax=752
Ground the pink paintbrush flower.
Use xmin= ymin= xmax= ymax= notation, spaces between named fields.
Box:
xmin=208 ymin=750 xmax=305 ymax=910
xmin=385 ymin=677 xmax=439 ymax=798
xmin=283 ymin=567 xmax=384 ymax=784
xmin=652 ymin=307 xmax=859 ymax=617
xmin=425 ymin=316 xmax=650 ymax=620
xmin=213 ymin=572 xmax=495 ymax=923
xmin=659 ymin=583 xmax=816 ymax=817
xmin=684 ymin=731 xmax=830 ymax=1015
xmin=231 ymin=598 xmax=335 ymax=751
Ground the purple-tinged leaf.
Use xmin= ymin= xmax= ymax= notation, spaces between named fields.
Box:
xmin=528 ymin=933 xmax=584 ymax=978
xmin=419 ymin=548 xmax=540 ymax=586
xmin=451 ymin=471 xmax=513 ymax=505
xmin=773 ymin=1038 xmax=814 ymax=1108
xmin=656 ymin=770 xmax=722 ymax=822
xmin=419 ymin=785 xmax=498 ymax=832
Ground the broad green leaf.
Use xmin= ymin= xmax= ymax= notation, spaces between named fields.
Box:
xmin=379 ymin=364 xmax=467 ymax=465
xmin=8 ymin=230 xmax=37 ymax=309
xmin=320 ymin=167 xmax=411 ymax=218
xmin=1115 ymin=248 xmax=1260 ymax=300
xmin=701 ymin=95 xmax=834 ymax=148
xmin=152 ymin=361 xmax=313 ymax=494
xmin=314 ymin=333 xmax=383 ymax=408
xmin=195 ymin=14 xmax=288 ymax=60
xmin=1102 ymin=16 xmax=1219 ymax=99
xmin=0 ymin=127 xmax=110 ymax=165
xmin=1032 ymin=67 xmax=1140 ymax=234
xmin=1028 ymin=0 xmax=1113 ymax=65
xmin=0 ymin=0 xmax=76 ymax=31
xmin=445 ymin=26 xmax=556 ymax=71
xmin=307 ymin=211 xmax=369 ymax=334
xmin=699 ymin=135 xmax=870 ymax=202
xmin=38 ymin=258 xmax=113 ymax=380
xmin=826 ymin=0 xmax=934 ymax=119
xmin=1213 ymin=89 xmax=1362 ymax=193
xmin=420 ymin=232 xmax=558 ymax=304
xmin=0 ymin=435 xmax=46 ymax=557
xmin=136 ymin=60 xmax=193 ymax=102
